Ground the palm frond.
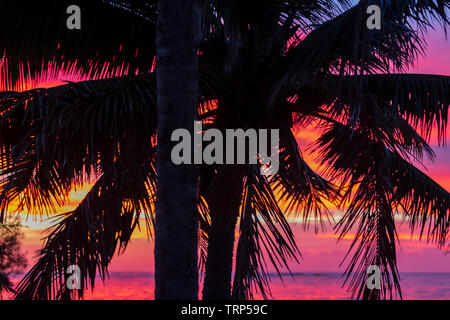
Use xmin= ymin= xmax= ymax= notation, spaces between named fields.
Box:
xmin=314 ymin=121 xmax=450 ymax=298
xmin=339 ymin=180 xmax=402 ymax=299
xmin=203 ymin=0 xmax=346 ymax=70
xmin=0 ymin=74 xmax=157 ymax=220
xmin=0 ymin=1 xmax=156 ymax=85
xmin=232 ymin=165 xmax=300 ymax=300
xmin=270 ymin=0 xmax=449 ymax=101
xmin=271 ymin=126 xmax=338 ymax=231
xmin=14 ymin=148 xmax=156 ymax=300
xmin=391 ymin=156 xmax=450 ymax=248
xmin=289 ymin=73 xmax=449 ymax=160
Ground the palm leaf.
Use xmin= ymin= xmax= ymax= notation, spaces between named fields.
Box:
xmin=0 ymin=1 xmax=156 ymax=85
xmin=14 ymin=146 xmax=156 ymax=300
xmin=0 ymin=74 xmax=157 ymax=220
xmin=232 ymin=165 xmax=300 ymax=300
xmin=315 ymin=122 xmax=450 ymax=298
xmin=270 ymin=0 xmax=449 ymax=101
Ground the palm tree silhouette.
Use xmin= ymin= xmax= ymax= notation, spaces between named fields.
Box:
xmin=0 ymin=1 xmax=448 ymax=300
xmin=194 ymin=1 xmax=450 ymax=300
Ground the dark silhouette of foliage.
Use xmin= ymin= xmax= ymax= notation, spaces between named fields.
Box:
xmin=0 ymin=216 xmax=27 ymax=299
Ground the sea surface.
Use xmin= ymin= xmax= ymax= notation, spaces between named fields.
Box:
xmin=6 ymin=272 xmax=450 ymax=300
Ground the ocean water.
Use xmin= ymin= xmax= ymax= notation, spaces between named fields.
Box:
xmin=6 ymin=272 xmax=449 ymax=300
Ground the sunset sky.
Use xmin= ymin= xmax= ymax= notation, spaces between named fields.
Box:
xmin=3 ymin=25 xmax=450 ymax=280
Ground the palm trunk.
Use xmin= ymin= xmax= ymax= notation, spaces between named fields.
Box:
xmin=202 ymin=166 xmax=245 ymax=300
xmin=154 ymin=0 xmax=200 ymax=300
xmin=202 ymin=208 xmax=239 ymax=300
